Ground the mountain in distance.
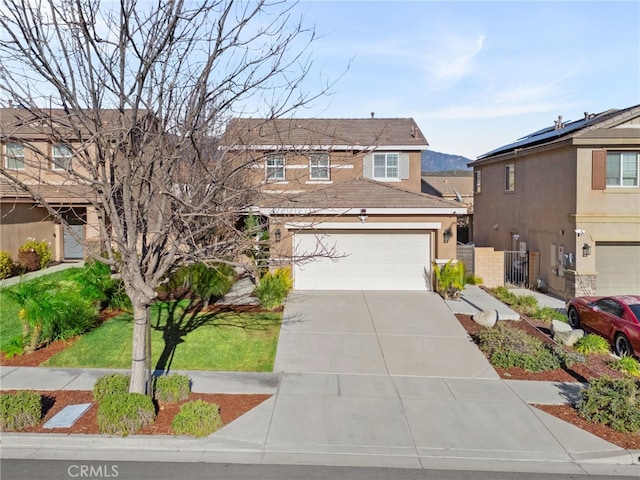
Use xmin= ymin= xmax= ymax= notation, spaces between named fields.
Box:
xmin=421 ymin=150 xmax=473 ymax=173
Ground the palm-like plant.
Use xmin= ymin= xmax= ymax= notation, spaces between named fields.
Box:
xmin=4 ymin=278 xmax=64 ymax=352
xmin=432 ymin=260 xmax=482 ymax=300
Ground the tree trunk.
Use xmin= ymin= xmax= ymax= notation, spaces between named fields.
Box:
xmin=129 ymin=301 xmax=151 ymax=394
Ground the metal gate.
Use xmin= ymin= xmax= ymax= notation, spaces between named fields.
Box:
xmin=505 ymin=251 xmax=528 ymax=287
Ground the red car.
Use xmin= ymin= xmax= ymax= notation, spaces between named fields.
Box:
xmin=566 ymin=295 xmax=640 ymax=358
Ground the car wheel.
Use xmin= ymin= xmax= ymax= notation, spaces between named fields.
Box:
xmin=615 ymin=334 xmax=635 ymax=358
xmin=568 ymin=307 xmax=581 ymax=328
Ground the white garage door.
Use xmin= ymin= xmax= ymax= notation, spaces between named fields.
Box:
xmin=596 ymin=242 xmax=640 ymax=295
xmin=293 ymin=230 xmax=431 ymax=290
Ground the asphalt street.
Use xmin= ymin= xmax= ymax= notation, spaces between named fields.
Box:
xmin=2 ymin=460 xmax=639 ymax=480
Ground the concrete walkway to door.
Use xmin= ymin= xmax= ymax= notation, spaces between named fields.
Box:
xmin=274 ymin=290 xmax=498 ymax=379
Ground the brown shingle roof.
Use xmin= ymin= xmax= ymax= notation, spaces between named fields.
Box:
xmin=0 ymin=179 xmax=92 ymax=204
xmin=259 ymin=178 xmax=463 ymax=210
xmin=227 ymin=118 xmax=428 ymax=149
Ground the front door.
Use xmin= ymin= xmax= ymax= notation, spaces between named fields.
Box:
xmin=62 ymin=208 xmax=86 ymax=260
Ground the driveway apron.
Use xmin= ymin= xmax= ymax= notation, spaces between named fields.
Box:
xmin=273 ymin=290 xmax=498 ymax=379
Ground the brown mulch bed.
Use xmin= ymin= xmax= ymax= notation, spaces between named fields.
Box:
xmin=2 ymin=389 xmax=270 ymax=436
xmin=455 ymin=313 xmax=626 ymax=382
xmin=457 ymin=312 xmax=640 ymax=450
xmin=533 ymin=404 xmax=640 ymax=450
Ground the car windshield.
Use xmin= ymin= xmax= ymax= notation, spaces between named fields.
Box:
xmin=629 ymin=304 xmax=640 ymax=321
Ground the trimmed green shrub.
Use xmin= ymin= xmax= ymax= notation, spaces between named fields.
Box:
xmin=161 ymin=263 xmax=235 ymax=306
xmin=0 ymin=250 xmax=14 ymax=279
xmin=94 ymin=374 xmax=131 ymax=403
xmin=610 ymin=356 xmax=640 ymax=377
xmin=254 ymin=267 xmax=292 ymax=309
xmin=577 ymin=376 xmax=640 ymax=433
xmin=154 ymin=374 xmax=191 ymax=403
xmin=0 ymin=391 xmax=42 ymax=431
xmin=18 ymin=238 xmax=52 ymax=270
xmin=97 ymin=392 xmax=155 ymax=436
xmin=171 ymin=400 xmax=223 ymax=437
xmin=475 ymin=322 xmax=561 ymax=372
xmin=574 ymin=334 xmax=610 ymax=355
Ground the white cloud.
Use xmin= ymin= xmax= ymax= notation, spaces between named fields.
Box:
xmin=424 ymin=34 xmax=485 ymax=87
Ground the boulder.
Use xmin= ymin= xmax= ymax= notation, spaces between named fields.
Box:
xmin=551 ymin=319 xmax=572 ymax=334
xmin=472 ymin=309 xmax=497 ymax=328
xmin=554 ymin=328 xmax=585 ymax=347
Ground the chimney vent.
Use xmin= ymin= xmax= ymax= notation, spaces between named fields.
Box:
xmin=370 ymin=112 xmax=375 ymax=119
xmin=554 ymin=115 xmax=564 ymax=130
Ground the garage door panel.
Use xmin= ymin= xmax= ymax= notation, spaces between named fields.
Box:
xmin=596 ymin=242 xmax=640 ymax=295
xmin=294 ymin=231 xmax=431 ymax=291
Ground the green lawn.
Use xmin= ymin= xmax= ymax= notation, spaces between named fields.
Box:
xmin=43 ymin=302 xmax=282 ymax=371
xmin=2 ymin=270 xmax=282 ymax=371
xmin=0 ymin=268 xmax=85 ymax=351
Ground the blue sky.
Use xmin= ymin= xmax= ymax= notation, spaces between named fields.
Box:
xmin=290 ymin=0 xmax=640 ymax=159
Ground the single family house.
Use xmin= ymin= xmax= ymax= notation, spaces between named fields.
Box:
xmin=471 ymin=104 xmax=640 ymax=297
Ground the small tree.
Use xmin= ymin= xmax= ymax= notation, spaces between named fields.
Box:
xmin=433 ymin=260 xmax=482 ymax=300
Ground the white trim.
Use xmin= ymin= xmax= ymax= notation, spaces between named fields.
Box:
xmin=260 ymin=207 xmax=467 ymax=215
xmin=305 ymin=181 xmax=333 ymax=185
xmin=232 ymin=144 xmax=427 ymax=151
xmin=284 ymin=164 xmax=307 ymax=169
xmin=330 ymin=164 xmax=354 ymax=169
xmin=287 ymin=222 xmax=442 ymax=230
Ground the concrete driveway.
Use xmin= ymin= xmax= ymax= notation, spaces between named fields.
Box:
xmin=274 ymin=290 xmax=498 ymax=379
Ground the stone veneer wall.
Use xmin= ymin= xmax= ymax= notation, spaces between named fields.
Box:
xmin=564 ymin=270 xmax=597 ymax=299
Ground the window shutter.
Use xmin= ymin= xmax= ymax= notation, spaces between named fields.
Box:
xmin=592 ymin=150 xmax=606 ymax=190
xmin=362 ymin=154 xmax=372 ymax=178
xmin=399 ymin=153 xmax=410 ymax=179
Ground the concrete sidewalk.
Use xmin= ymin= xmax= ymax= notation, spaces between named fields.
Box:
xmin=1 ymin=367 xmax=639 ymax=475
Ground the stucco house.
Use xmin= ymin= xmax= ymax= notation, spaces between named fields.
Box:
xmin=1 ymin=108 xmax=100 ymax=261
xmin=471 ymin=104 xmax=640 ymax=297
xmin=228 ymin=117 xmax=467 ymax=291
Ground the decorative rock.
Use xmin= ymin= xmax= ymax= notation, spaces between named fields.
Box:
xmin=551 ymin=319 xmax=572 ymax=334
xmin=472 ymin=309 xmax=497 ymax=328
xmin=554 ymin=328 xmax=585 ymax=347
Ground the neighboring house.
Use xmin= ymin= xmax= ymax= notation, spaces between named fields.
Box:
xmin=0 ymin=108 xmax=99 ymax=261
xmin=227 ymin=117 xmax=466 ymax=291
xmin=471 ymin=105 xmax=640 ymax=297
xmin=421 ymin=172 xmax=474 ymax=243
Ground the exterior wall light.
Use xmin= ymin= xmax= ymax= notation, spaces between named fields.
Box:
xmin=274 ymin=229 xmax=281 ymax=242
xmin=443 ymin=229 xmax=452 ymax=243
xmin=582 ymin=243 xmax=591 ymax=257
xmin=358 ymin=208 xmax=368 ymax=223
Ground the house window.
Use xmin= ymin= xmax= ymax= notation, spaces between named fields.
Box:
xmin=266 ymin=156 xmax=285 ymax=180
xmin=373 ymin=153 xmax=399 ymax=179
xmin=309 ymin=153 xmax=330 ymax=180
xmin=505 ymin=164 xmax=515 ymax=191
xmin=474 ymin=170 xmax=481 ymax=193
xmin=52 ymin=144 xmax=72 ymax=170
xmin=4 ymin=143 xmax=25 ymax=169
xmin=606 ymin=152 xmax=639 ymax=187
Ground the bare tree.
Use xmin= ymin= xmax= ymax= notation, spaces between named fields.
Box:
xmin=0 ymin=0 xmax=326 ymax=393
